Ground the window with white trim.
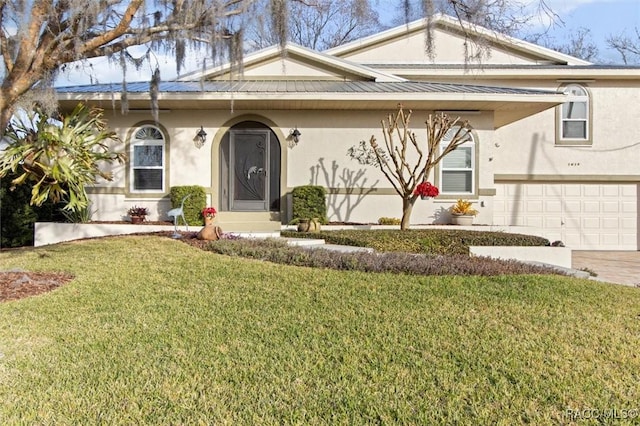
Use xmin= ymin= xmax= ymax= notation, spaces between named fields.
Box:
xmin=440 ymin=127 xmax=475 ymax=194
xmin=559 ymin=84 xmax=590 ymax=143
xmin=130 ymin=125 xmax=165 ymax=192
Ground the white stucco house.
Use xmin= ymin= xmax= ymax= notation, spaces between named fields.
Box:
xmin=56 ymin=15 xmax=640 ymax=250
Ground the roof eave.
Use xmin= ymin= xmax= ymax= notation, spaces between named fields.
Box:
xmin=372 ymin=67 xmax=640 ymax=80
xmin=57 ymin=91 xmax=564 ymax=129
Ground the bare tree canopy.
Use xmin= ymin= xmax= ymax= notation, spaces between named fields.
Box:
xmin=0 ymin=0 xmax=266 ymax=132
xmin=248 ymin=0 xmax=382 ymax=51
xmin=607 ymin=28 xmax=640 ymax=65
xmin=0 ymin=0 xmax=557 ymax=133
xmin=528 ymin=27 xmax=599 ymax=62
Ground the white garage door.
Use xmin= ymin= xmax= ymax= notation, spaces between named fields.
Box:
xmin=493 ymin=183 xmax=638 ymax=250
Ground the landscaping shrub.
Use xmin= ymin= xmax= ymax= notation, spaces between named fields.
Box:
xmin=202 ymin=238 xmax=564 ymax=277
xmin=1 ymin=176 xmax=38 ymax=248
xmin=281 ymin=229 xmax=550 ymax=255
xmin=291 ymin=185 xmax=327 ymax=224
xmin=377 ymin=217 xmax=401 ymax=225
xmin=0 ymin=172 xmax=64 ymax=247
xmin=170 ymin=186 xmax=206 ymax=226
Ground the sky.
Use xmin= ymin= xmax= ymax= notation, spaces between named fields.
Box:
xmin=531 ymin=0 xmax=640 ymax=63
xmin=55 ymin=0 xmax=640 ymax=87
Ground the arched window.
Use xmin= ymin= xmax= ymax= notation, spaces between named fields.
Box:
xmin=439 ymin=126 xmax=475 ymax=194
xmin=130 ymin=125 xmax=166 ymax=192
xmin=558 ymin=84 xmax=590 ymax=144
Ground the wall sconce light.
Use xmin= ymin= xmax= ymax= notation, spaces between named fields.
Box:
xmin=290 ymin=127 xmax=301 ymax=144
xmin=196 ymin=126 xmax=208 ymax=145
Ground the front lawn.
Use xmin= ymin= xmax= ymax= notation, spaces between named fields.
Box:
xmin=281 ymin=228 xmax=550 ymax=255
xmin=1 ymin=235 xmax=639 ymax=424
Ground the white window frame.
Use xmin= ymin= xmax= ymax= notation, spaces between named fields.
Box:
xmin=558 ymin=84 xmax=591 ymax=145
xmin=439 ymin=128 xmax=476 ymax=195
xmin=130 ymin=125 xmax=166 ymax=193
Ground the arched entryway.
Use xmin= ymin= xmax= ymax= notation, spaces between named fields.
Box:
xmin=219 ymin=121 xmax=281 ymax=212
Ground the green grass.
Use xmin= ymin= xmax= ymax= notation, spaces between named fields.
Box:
xmin=281 ymin=229 xmax=550 ymax=255
xmin=1 ymin=235 xmax=639 ymax=424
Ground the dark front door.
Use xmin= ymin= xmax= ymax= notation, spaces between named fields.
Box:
xmin=229 ymin=129 xmax=270 ymax=211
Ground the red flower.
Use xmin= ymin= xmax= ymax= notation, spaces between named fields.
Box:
xmin=202 ymin=207 xmax=217 ymax=217
xmin=414 ymin=181 xmax=439 ymax=197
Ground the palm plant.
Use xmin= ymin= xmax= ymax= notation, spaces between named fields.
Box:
xmin=0 ymin=104 xmax=125 ymax=212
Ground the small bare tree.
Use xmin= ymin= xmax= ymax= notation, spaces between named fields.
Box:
xmin=529 ymin=27 xmax=599 ymax=62
xmin=248 ymin=0 xmax=382 ymax=51
xmin=607 ymin=28 xmax=640 ymax=64
xmin=349 ymin=105 xmax=472 ymax=230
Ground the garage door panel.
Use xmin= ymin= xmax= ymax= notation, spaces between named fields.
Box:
xmin=526 ymin=217 xmax=543 ymax=227
xmin=583 ymin=201 xmax=600 ymax=213
xmin=601 ymin=201 xmax=620 ymax=213
xmin=601 ymin=233 xmax=622 ymax=246
xmin=564 ymin=185 xmax=582 ymax=196
xmin=564 ymin=217 xmax=581 ymax=230
xmin=564 ymin=200 xmax=581 ymax=214
xmin=545 ymin=200 xmax=562 ymax=213
xmin=544 ymin=216 xmax=562 ymax=228
xmin=602 ymin=185 xmax=621 ymax=197
xmin=583 ymin=217 xmax=601 ymax=229
xmin=544 ymin=184 xmax=563 ymax=196
xmin=582 ymin=185 xmax=601 ymax=197
xmin=525 ymin=185 xmax=544 ymax=196
xmin=564 ymin=232 xmax=582 ymax=247
xmin=493 ymin=182 xmax=638 ymax=250
xmin=526 ymin=200 xmax=543 ymax=213
xmin=622 ymin=233 xmax=637 ymax=245
xmin=602 ymin=218 xmax=620 ymax=229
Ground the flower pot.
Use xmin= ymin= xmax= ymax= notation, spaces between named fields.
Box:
xmin=420 ymin=195 xmax=431 ymax=200
xmin=309 ymin=218 xmax=321 ymax=233
xmin=451 ymin=214 xmax=474 ymax=226
xmin=131 ymin=215 xmax=144 ymax=224
xmin=297 ymin=218 xmax=321 ymax=232
xmin=297 ymin=219 xmax=310 ymax=232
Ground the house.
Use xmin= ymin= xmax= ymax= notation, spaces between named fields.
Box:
xmin=56 ymin=14 xmax=640 ymax=250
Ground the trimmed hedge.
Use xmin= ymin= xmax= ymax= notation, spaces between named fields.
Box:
xmin=281 ymin=229 xmax=550 ymax=255
xmin=169 ymin=186 xmax=206 ymax=226
xmin=291 ymin=185 xmax=327 ymax=224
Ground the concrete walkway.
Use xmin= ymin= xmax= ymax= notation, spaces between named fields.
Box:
xmin=572 ymin=251 xmax=640 ymax=287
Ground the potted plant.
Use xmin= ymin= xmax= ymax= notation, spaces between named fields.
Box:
xmin=201 ymin=206 xmax=217 ymax=225
xmin=127 ymin=205 xmax=149 ymax=224
xmin=450 ymin=199 xmax=478 ymax=225
xmin=414 ymin=181 xmax=439 ymax=200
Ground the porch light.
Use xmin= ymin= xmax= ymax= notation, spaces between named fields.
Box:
xmin=290 ymin=127 xmax=301 ymax=144
xmin=196 ymin=126 xmax=207 ymax=145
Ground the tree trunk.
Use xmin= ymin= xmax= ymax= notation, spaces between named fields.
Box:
xmin=0 ymin=96 xmax=12 ymax=137
xmin=400 ymin=196 xmax=416 ymax=230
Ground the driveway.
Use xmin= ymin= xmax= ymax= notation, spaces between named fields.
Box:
xmin=572 ymin=251 xmax=640 ymax=287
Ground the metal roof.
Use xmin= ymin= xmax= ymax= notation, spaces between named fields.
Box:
xmin=365 ymin=64 xmax=640 ymax=71
xmin=55 ymin=80 xmax=560 ymax=96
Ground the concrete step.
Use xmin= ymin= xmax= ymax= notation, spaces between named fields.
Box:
xmin=214 ymin=211 xmax=281 ymax=232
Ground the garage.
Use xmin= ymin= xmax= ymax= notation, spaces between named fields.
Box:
xmin=493 ymin=182 xmax=638 ymax=250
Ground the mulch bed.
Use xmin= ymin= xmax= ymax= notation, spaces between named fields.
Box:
xmin=0 ymin=271 xmax=75 ymax=302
